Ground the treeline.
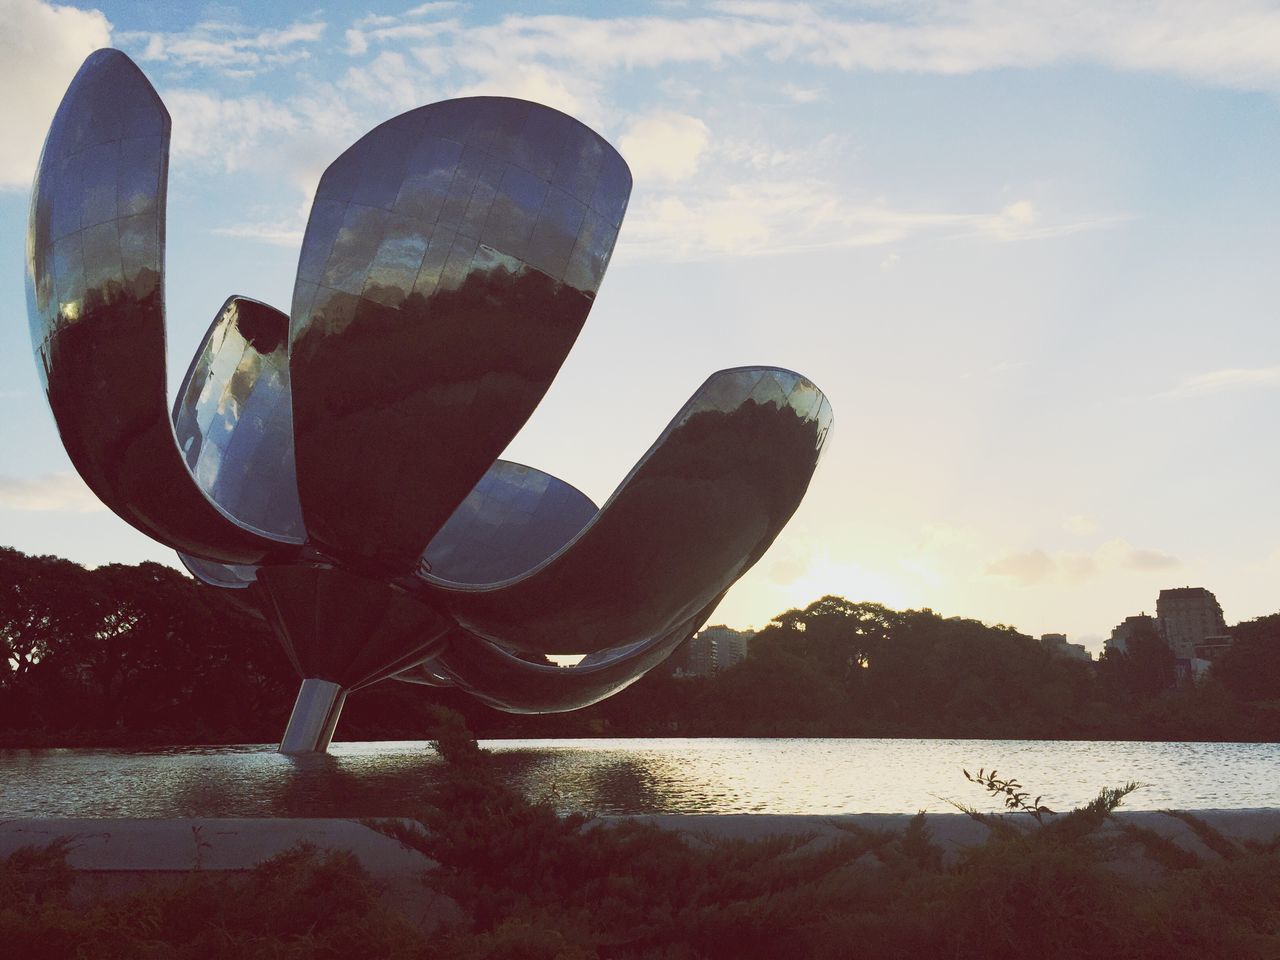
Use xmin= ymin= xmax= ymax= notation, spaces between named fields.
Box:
xmin=2 ymin=547 xmax=1278 ymax=745
xmin=0 ymin=547 xmax=294 ymax=743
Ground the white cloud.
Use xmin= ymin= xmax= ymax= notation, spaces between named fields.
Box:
xmin=161 ymin=84 xmax=362 ymax=201
xmin=623 ymin=182 xmax=1119 ymax=260
xmin=0 ymin=472 xmax=104 ymax=513
xmin=1163 ymin=365 xmax=1280 ymax=397
xmin=407 ymin=2 xmax=462 ymax=16
xmin=712 ymin=1 xmax=819 ymax=19
xmin=783 ymin=83 xmax=823 ymax=102
xmin=346 ymin=4 xmax=1280 ymax=95
xmin=211 ymin=222 xmax=304 ymax=247
xmin=0 ymin=0 xmax=111 ymax=189
xmin=340 ymin=51 xmax=433 ymax=112
xmin=619 ymin=112 xmax=710 ymax=182
xmin=120 ymin=19 xmax=325 ymax=74
xmin=164 ymin=89 xmax=301 ymax=173
xmin=1064 ymin=515 xmax=1100 ymax=536
xmin=449 ymin=62 xmax=604 ymax=129
xmin=344 ymin=28 xmax=369 ymax=56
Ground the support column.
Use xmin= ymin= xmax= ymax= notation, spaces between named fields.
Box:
xmin=279 ymin=678 xmax=347 ymax=754
xmin=316 ymin=687 xmax=348 ymax=752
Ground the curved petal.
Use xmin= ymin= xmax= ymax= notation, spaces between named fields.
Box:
xmin=172 ymin=296 xmax=305 ymax=542
xmin=25 ymin=49 xmax=283 ymax=564
xmin=288 ymin=96 xmax=631 ymax=573
xmin=414 ymin=366 xmax=833 ymax=655
xmin=420 ymin=459 xmax=597 ymax=584
xmin=178 ymin=553 xmax=258 ymax=589
xmin=399 ymin=592 xmax=726 ymax=713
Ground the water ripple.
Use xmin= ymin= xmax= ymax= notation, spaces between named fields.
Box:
xmin=2 ymin=738 xmax=1276 ymax=818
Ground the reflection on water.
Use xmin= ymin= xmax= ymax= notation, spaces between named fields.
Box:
xmin=2 ymin=738 xmax=1277 ymax=819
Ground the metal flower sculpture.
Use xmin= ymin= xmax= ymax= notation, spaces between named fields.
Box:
xmin=26 ymin=49 xmax=834 ymax=752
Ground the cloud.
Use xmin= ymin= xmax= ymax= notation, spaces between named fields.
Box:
xmin=165 ymin=89 xmax=301 ymax=172
xmin=619 ymin=112 xmax=710 ymax=182
xmin=1163 ymin=365 xmax=1280 ymax=398
xmin=711 ymin=1 xmax=819 ymax=19
xmin=211 ymin=222 xmax=304 ymax=247
xmin=622 ymin=182 xmax=1119 ymax=260
xmin=78 ymin=3 xmax=1151 ymax=251
xmin=408 ymin=2 xmax=462 ymax=14
xmin=340 ymin=50 xmax=434 ymax=112
xmin=1124 ymin=548 xmax=1181 ymax=572
xmin=161 ymin=85 xmax=361 ymax=200
xmin=987 ymin=538 xmax=1181 ymax=585
xmin=0 ymin=472 xmax=104 ymax=512
xmin=783 ymin=83 xmax=823 ymax=103
xmin=348 ymin=4 xmax=1280 ymax=95
xmin=120 ymin=19 xmax=325 ymax=74
xmin=1064 ymin=515 xmax=1099 ymax=536
xmin=0 ymin=0 xmax=112 ymax=189
xmin=986 ymin=549 xmax=1055 ymax=585
xmin=448 ymin=61 xmax=604 ymax=130
xmin=343 ymin=8 xmax=457 ymax=57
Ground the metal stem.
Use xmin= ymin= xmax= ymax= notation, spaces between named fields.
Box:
xmin=279 ymin=678 xmax=346 ymax=754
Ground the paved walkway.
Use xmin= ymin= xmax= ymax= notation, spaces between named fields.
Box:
xmin=0 ymin=817 xmax=460 ymax=930
xmin=3 ymin=809 xmax=1277 ymax=914
xmin=621 ymin=809 xmax=1280 ymax=864
xmin=6 ymin=810 xmax=1279 ymax=874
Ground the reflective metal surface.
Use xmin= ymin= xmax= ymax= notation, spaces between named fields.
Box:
xmin=398 ymin=594 xmax=727 ymax=713
xmin=289 ymin=96 xmax=631 ymax=572
xmin=25 ymin=49 xmax=286 ymax=564
xmin=27 ymin=49 xmax=834 ymax=745
xmin=416 ymin=367 xmax=833 ymax=657
xmin=173 ymin=297 xmax=304 ymax=543
xmin=421 ymin=459 xmax=597 ymax=584
xmin=254 ymin=563 xmax=451 ymax=690
xmin=278 ymin=678 xmax=346 ymax=755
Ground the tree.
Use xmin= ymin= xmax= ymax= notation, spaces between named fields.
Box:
xmin=1215 ymin=614 xmax=1280 ymax=702
xmin=1097 ymin=621 xmax=1176 ymax=701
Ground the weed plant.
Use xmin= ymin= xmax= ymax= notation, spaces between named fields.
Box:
xmin=371 ymin=712 xmax=1280 ymax=960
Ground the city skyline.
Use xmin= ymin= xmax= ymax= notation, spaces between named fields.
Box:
xmin=3 ymin=0 xmax=1280 ymax=655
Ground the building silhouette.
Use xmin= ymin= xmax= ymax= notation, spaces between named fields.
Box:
xmin=1107 ymin=588 xmax=1234 ymax=681
xmin=1106 ymin=613 xmax=1158 ymax=655
xmin=1156 ymin=587 xmax=1228 ymax=660
xmin=1039 ymin=633 xmax=1091 ymax=661
xmin=677 ymin=625 xmax=755 ymax=677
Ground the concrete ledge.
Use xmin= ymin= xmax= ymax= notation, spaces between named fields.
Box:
xmin=0 ymin=817 xmax=432 ymax=876
xmin=0 ymin=817 xmax=463 ymax=931
xmin=605 ymin=809 xmax=1280 ymax=865
xmin=5 ymin=810 xmax=1278 ymax=877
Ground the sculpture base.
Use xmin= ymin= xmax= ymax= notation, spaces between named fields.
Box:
xmin=279 ymin=678 xmax=347 ymax=754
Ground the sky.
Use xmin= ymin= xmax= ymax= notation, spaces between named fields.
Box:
xmin=2 ymin=0 xmax=1280 ymax=654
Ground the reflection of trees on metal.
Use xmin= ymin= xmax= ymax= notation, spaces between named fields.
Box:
xmin=25 ymin=49 xmax=835 ymax=753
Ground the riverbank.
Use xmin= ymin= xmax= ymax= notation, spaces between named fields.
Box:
xmin=6 ymin=807 xmax=1280 ymax=957
xmin=6 ymin=807 xmax=1279 ymax=874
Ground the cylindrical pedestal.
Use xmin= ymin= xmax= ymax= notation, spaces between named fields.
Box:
xmin=279 ymin=678 xmax=347 ymax=754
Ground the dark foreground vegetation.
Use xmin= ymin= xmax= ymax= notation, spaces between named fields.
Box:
xmin=2 ymin=546 xmax=1280 ymax=745
xmin=5 ymin=709 xmax=1280 ymax=959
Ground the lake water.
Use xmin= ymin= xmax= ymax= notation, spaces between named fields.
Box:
xmin=1 ymin=738 xmax=1276 ymax=819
